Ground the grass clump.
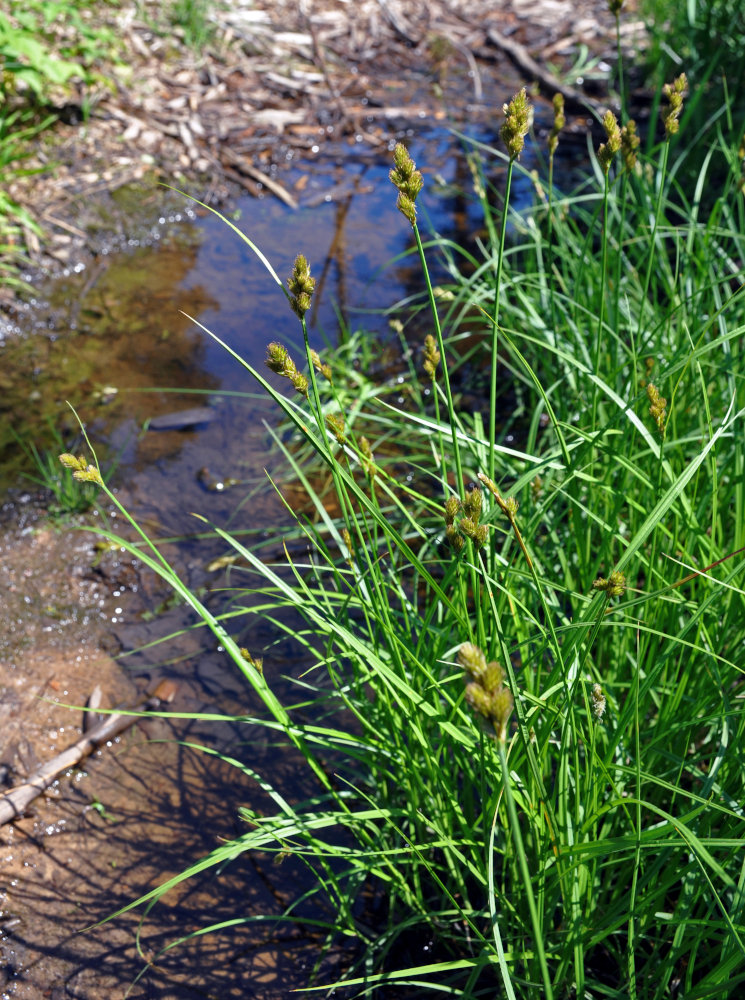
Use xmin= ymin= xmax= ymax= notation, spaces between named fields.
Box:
xmin=11 ymin=420 xmax=112 ymax=517
xmin=68 ymin=33 xmax=745 ymax=1000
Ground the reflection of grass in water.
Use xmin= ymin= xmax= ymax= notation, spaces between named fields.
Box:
xmin=68 ymin=62 xmax=745 ymax=1000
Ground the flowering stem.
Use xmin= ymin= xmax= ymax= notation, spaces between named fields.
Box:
xmin=636 ymin=140 xmax=671 ymax=361
xmin=489 ymin=159 xmax=514 ymax=485
xmin=411 ymin=221 xmax=464 ymax=494
xmin=498 ymin=739 xmax=554 ymax=1000
xmin=592 ymin=171 xmax=612 ymax=430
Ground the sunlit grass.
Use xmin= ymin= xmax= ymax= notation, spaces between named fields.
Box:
xmin=69 ymin=45 xmax=745 ymax=1000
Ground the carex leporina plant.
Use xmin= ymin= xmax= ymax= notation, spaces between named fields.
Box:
xmin=65 ymin=15 xmax=745 ymax=996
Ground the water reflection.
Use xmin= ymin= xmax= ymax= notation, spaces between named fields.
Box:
xmin=0 ymin=123 xmax=546 ymax=493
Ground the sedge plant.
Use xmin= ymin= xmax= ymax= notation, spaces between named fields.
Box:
xmin=63 ymin=42 xmax=745 ymax=1000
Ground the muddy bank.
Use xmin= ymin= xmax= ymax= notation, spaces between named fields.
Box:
xmin=0 ymin=497 xmax=350 ymax=998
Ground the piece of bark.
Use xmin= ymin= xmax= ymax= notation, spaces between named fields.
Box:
xmin=0 ymin=680 xmax=177 ymax=827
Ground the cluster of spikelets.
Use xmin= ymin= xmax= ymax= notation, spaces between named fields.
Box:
xmin=59 ymin=453 xmax=103 ymax=486
xmin=444 ymin=485 xmax=488 ymax=553
xmin=559 ymin=74 xmax=685 ymax=181
xmin=264 ymin=254 xmax=350 ymax=441
xmin=389 ymin=142 xmax=423 ymax=226
xmin=592 ymin=570 xmax=627 ymax=598
xmin=458 ymin=642 xmax=514 ymax=743
xmin=646 ymin=383 xmax=667 ymax=436
xmin=422 ymin=334 xmax=440 ymax=380
xmin=266 ymin=341 xmax=333 ymax=393
xmin=265 ymin=341 xmax=310 ymax=398
xmin=662 ymin=73 xmax=688 ymax=136
xmin=597 ymin=111 xmax=644 ymax=176
xmin=266 ymin=334 xmax=345 ymax=444
xmin=287 ymin=252 xmax=315 ymax=319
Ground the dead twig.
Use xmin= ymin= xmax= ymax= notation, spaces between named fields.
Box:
xmin=0 ymin=680 xmax=177 ymax=827
xmin=220 ymin=148 xmax=299 ymax=208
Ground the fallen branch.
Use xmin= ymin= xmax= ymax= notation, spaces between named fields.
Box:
xmin=0 ymin=680 xmax=177 ymax=827
xmin=220 ymin=147 xmax=299 ymax=208
xmin=487 ymin=26 xmax=603 ymax=115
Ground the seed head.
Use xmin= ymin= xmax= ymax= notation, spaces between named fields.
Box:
xmin=607 ymin=0 xmax=624 ymax=13
xmin=266 ymin=341 xmax=292 ymax=376
xmin=662 ymin=73 xmax=687 ymax=137
xmin=359 ymin=436 xmax=375 ymax=478
xmin=325 ymin=412 xmax=346 ymax=444
xmin=501 ymin=88 xmax=532 ymax=160
xmin=460 ymin=643 xmax=513 ymax=741
xmin=310 ymin=349 xmax=332 ymax=382
xmin=489 ymin=687 xmax=514 ymax=742
xmin=342 ymin=527 xmax=354 ymax=563
xmin=446 ymin=523 xmax=465 ymax=552
xmin=465 ymin=682 xmax=491 ymax=718
xmin=463 ymin=485 xmax=483 ymax=522
xmin=458 ymin=641 xmax=488 ymax=681
xmin=390 ymin=143 xmax=423 ymax=227
xmin=484 ymin=660 xmax=505 ymax=692
xmin=444 ymin=495 xmax=461 ymax=525
xmin=59 ymin=453 xmax=103 ymax=487
xmin=597 ymin=110 xmax=622 ymax=175
xmin=621 ymin=119 xmax=640 ymax=172
xmin=591 ymin=682 xmax=606 ymax=720
xmin=240 ymin=648 xmax=264 ymax=674
xmin=592 ymin=570 xmax=626 ymax=598
xmin=265 ymin=342 xmax=309 ymax=398
xmin=422 ymin=334 xmax=441 ymax=380
xmin=287 ymin=254 xmax=315 ymax=318
xmin=647 ymin=382 xmax=667 ymax=436
xmin=445 ymin=485 xmax=491 ymax=552
xmin=293 ymin=372 xmax=309 ymax=396
xmin=548 ymin=93 xmax=565 ymax=156
xmin=459 ymin=517 xmax=488 ymax=549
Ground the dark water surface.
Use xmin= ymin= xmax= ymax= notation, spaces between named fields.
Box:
xmin=0 ymin=123 xmax=544 ymax=998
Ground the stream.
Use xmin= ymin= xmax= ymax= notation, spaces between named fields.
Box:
xmin=0 ymin=122 xmax=543 ymax=998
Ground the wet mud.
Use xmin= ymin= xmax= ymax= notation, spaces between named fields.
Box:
xmin=0 ymin=498 xmax=351 ymax=998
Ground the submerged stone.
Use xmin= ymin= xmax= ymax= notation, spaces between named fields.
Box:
xmin=147 ymin=407 xmax=217 ymax=430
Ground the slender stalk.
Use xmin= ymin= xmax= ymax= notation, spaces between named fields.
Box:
xmin=635 ymin=141 xmax=671 ymax=356
xmin=411 ymin=221 xmax=464 ymax=494
xmin=615 ymin=11 xmax=626 ymax=118
xmin=489 ymin=159 xmax=515 ymax=486
xmin=498 ymin=739 xmax=554 ymax=1000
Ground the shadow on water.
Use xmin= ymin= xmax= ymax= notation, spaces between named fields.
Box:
xmin=0 ymin=121 xmax=548 ymax=998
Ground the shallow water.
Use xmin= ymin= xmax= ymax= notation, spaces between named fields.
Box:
xmin=0 ymin=122 xmax=546 ymax=998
